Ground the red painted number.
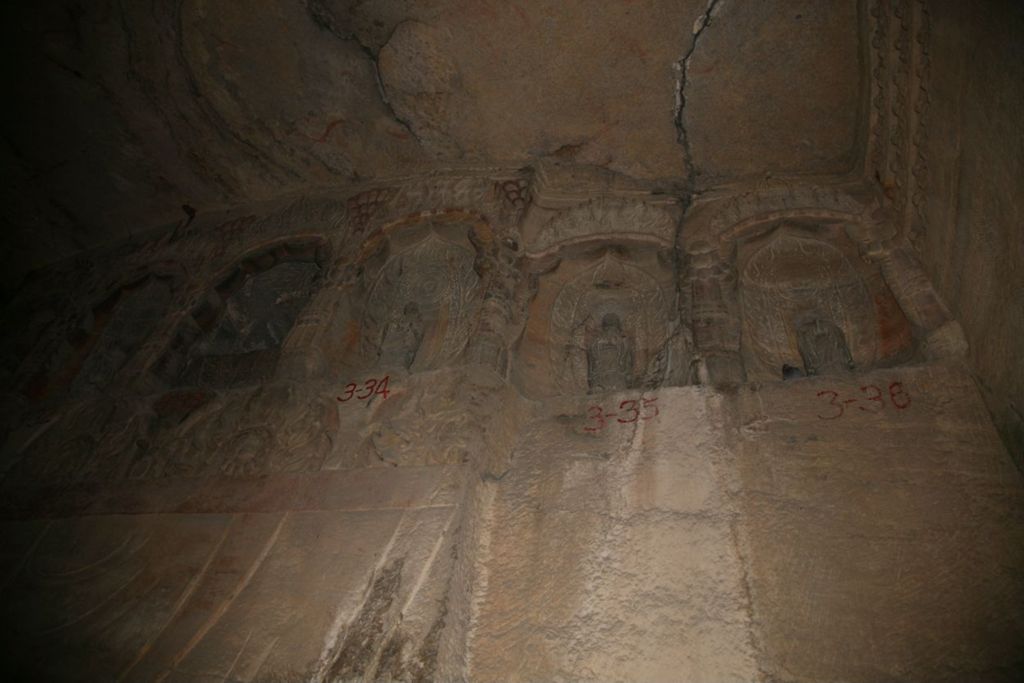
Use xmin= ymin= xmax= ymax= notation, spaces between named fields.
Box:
xmin=584 ymin=405 xmax=606 ymax=432
xmin=816 ymin=390 xmax=844 ymax=420
xmin=616 ymin=400 xmax=640 ymax=423
xmin=858 ymin=385 xmax=884 ymax=413
xmin=375 ymin=375 xmax=391 ymax=399
xmin=889 ymin=381 xmax=911 ymax=409
xmin=816 ymin=380 xmax=910 ymax=418
xmin=337 ymin=382 xmax=357 ymax=402
xmin=641 ymin=397 xmax=659 ymax=420
xmin=585 ymin=396 xmax=658 ymax=431
xmin=356 ymin=379 xmax=377 ymax=400
xmin=338 ymin=376 xmax=391 ymax=403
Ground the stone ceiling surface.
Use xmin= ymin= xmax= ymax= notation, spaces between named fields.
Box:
xmin=2 ymin=0 xmax=863 ymax=276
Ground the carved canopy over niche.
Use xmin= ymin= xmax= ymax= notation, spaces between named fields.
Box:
xmin=737 ymin=224 xmax=913 ymax=381
xmin=526 ymin=198 xmax=679 ymax=257
xmin=516 ymin=246 xmax=685 ymax=398
xmin=337 ymin=218 xmax=483 ymax=374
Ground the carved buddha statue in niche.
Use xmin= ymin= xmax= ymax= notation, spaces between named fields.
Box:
xmin=587 ymin=312 xmax=634 ymax=393
xmin=796 ymin=316 xmax=855 ymax=377
xmin=378 ymin=301 xmax=424 ymax=369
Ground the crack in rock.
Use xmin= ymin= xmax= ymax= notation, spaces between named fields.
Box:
xmin=674 ymin=0 xmax=721 ymax=183
xmin=305 ymin=0 xmax=422 ymax=145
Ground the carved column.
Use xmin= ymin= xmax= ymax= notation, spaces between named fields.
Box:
xmin=686 ymin=241 xmax=745 ymax=386
xmin=464 ymin=238 xmax=520 ymax=378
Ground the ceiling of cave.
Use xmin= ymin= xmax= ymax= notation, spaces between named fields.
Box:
xmin=2 ymin=0 xmax=863 ymax=273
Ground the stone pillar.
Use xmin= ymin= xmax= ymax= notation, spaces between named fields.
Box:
xmin=687 ymin=241 xmax=745 ymax=386
xmin=464 ymin=239 xmax=520 ymax=378
xmin=465 ymin=295 xmax=513 ymax=376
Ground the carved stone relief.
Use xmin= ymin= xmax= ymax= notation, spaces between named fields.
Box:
xmin=463 ymin=229 xmax=524 ymax=378
xmin=352 ymin=221 xmax=482 ymax=373
xmin=69 ymin=277 xmax=175 ymax=395
xmin=9 ymin=273 xmax=176 ymax=404
xmin=5 ymin=398 xmax=149 ymax=486
xmin=794 ymin=317 xmax=856 ymax=377
xmin=527 ymin=198 xmax=679 ymax=256
xmin=0 ymin=164 xmax=1019 ymax=682
xmin=329 ymin=368 xmax=508 ymax=470
xmin=864 ymin=239 xmax=969 ymax=359
xmin=519 ymin=248 xmax=684 ymax=398
xmin=686 ymin=242 xmax=744 ymax=386
xmin=737 ymin=224 xmax=913 ymax=382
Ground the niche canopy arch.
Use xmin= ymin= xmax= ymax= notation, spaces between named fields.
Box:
xmin=156 ymin=237 xmax=328 ymax=389
xmin=513 ymin=193 xmax=687 ymax=398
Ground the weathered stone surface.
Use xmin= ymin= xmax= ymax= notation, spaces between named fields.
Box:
xmin=2 ymin=3 xmax=1024 ymax=679
xmin=912 ymin=0 xmax=1024 ymax=468
xmin=683 ymin=0 xmax=863 ymax=185
xmin=2 ymin=0 xmax=876 ymax=290
xmin=736 ymin=363 xmax=1024 ymax=681
xmin=467 ymin=388 xmax=759 ymax=682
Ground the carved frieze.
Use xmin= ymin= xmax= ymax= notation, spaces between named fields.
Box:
xmin=868 ymin=0 xmax=933 ymax=249
xmin=359 ymin=225 xmax=482 ymax=372
xmin=327 ymin=220 xmax=487 ymax=376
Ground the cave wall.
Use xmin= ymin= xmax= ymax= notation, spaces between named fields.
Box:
xmin=0 ymin=168 xmax=1021 ymax=681
xmin=1 ymin=0 xmax=866 ymax=297
xmin=2 ymin=1 xmax=1023 ymax=680
xmin=912 ymin=0 xmax=1024 ymax=466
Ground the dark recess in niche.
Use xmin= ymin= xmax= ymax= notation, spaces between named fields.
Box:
xmin=155 ymin=239 xmax=328 ymax=389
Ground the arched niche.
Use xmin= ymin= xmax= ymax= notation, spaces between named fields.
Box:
xmin=514 ymin=244 xmax=686 ymax=398
xmin=156 ymin=238 xmax=328 ymax=389
xmin=18 ymin=270 xmax=178 ymax=401
xmin=737 ymin=223 xmax=913 ymax=381
xmin=333 ymin=217 xmax=485 ymax=374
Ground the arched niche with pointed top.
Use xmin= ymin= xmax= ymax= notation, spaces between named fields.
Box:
xmin=514 ymin=242 xmax=689 ymax=398
xmin=736 ymin=223 xmax=914 ymax=382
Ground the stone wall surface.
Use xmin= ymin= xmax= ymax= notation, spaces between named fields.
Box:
xmin=467 ymin=387 xmax=759 ymax=682
xmin=3 ymin=4 xmax=1024 ymax=667
xmin=1 ymin=352 xmax=1020 ymax=681
xmin=737 ymin=363 xmax=1024 ymax=681
xmin=911 ymin=0 xmax=1024 ymax=467
xmin=2 ymin=0 xmax=871 ymax=295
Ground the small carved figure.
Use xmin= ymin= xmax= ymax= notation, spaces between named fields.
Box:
xmin=587 ymin=313 xmax=634 ymax=393
xmin=378 ymin=302 xmax=425 ymax=369
xmin=796 ymin=317 xmax=855 ymax=376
